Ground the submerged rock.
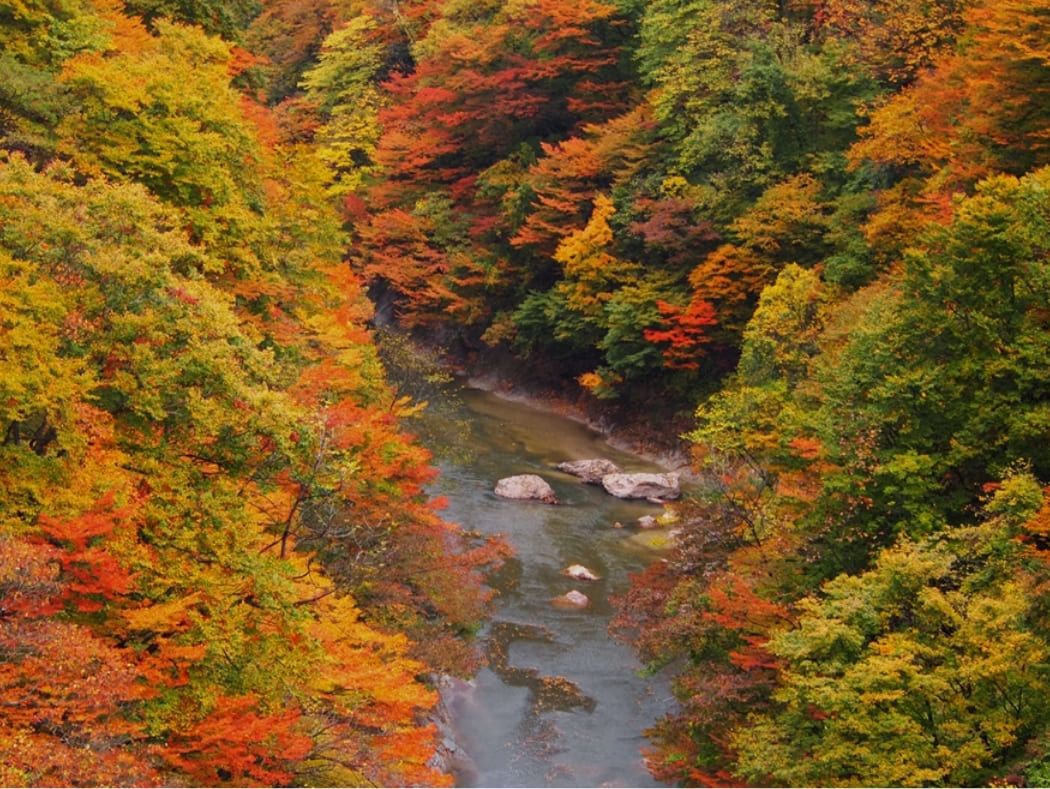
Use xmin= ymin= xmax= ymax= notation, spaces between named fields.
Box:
xmin=551 ymin=589 xmax=590 ymax=608
xmin=563 ymin=564 xmax=600 ymax=581
xmin=629 ymin=530 xmax=677 ymax=551
xmin=495 ymin=474 xmax=558 ymax=504
xmin=601 ymin=472 xmax=680 ymax=501
xmin=556 ymin=458 xmax=622 ymax=484
xmin=637 ymin=515 xmax=659 ymax=529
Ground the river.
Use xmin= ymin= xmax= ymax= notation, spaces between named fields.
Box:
xmin=420 ymin=383 xmax=675 ymax=788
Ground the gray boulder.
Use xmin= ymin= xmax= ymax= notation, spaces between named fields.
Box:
xmin=556 ymin=458 xmax=622 ymax=484
xmin=601 ymin=472 xmax=681 ymax=500
xmin=494 ymin=474 xmax=558 ymax=504
xmin=563 ymin=564 xmax=600 ymax=581
xmin=552 ymin=589 xmax=590 ymax=608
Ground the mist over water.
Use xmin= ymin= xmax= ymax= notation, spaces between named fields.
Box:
xmin=421 ymin=385 xmax=675 ymax=788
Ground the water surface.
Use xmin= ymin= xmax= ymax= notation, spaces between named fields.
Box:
xmin=422 ymin=385 xmax=674 ymax=788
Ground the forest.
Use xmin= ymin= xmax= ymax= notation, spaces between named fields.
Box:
xmin=0 ymin=0 xmax=1048 ymax=786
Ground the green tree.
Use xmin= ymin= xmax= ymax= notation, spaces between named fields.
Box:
xmin=123 ymin=0 xmax=261 ymax=39
xmin=734 ymin=473 xmax=1050 ymax=787
xmin=808 ymin=168 xmax=1050 ymax=554
xmin=57 ymin=18 xmax=264 ymax=259
xmin=301 ymin=15 xmax=383 ymax=195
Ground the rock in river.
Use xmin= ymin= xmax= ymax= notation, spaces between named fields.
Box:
xmin=494 ymin=474 xmax=558 ymax=504
xmin=552 ymin=590 xmax=590 ymax=608
xmin=637 ymin=515 xmax=659 ymax=529
xmin=601 ymin=472 xmax=681 ymax=501
xmin=556 ymin=458 xmax=622 ymax=484
xmin=563 ymin=564 xmax=600 ymax=581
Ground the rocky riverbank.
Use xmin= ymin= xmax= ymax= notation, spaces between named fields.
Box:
xmin=373 ymin=321 xmax=699 ymax=478
xmin=462 ymin=368 xmax=696 ymax=477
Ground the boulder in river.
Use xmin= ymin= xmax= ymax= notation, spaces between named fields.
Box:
xmin=601 ymin=472 xmax=681 ymax=500
xmin=494 ymin=474 xmax=558 ymax=504
xmin=552 ymin=589 xmax=590 ymax=608
xmin=563 ymin=564 xmax=600 ymax=581
xmin=637 ymin=515 xmax=659 ymax=529
xmin=556 ymin=458 xmax=622 ymax=484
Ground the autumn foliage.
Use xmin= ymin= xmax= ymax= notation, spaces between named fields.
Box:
xmin=3 ymin=0 xmax=1050 ymax=785
xmin=0 ymin=2 xmax=505 ymax=785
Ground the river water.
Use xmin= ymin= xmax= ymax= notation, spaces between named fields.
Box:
xmin=420 ymin=384 xmax=674 ymax=788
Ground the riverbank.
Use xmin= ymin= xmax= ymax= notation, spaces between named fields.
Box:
xmin=405 ymin=328 xmax=699 ymax=475
xmin=460 ymin=368 xmax=695 ymax=477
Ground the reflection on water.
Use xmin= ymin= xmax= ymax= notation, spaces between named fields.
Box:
xmin=421 ymin=385 xmax=674 ymax=788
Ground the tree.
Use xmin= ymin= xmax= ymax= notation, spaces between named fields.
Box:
xmin=0 ymin=538 xmax=159 ymax=787
xmin=622 ymin=162 xmax=1050 ymax=785
xmin=849 ymin=0 xmax=1050 ymax=225
xmin=811 ymin=0 xmax=967 ymax=86
xmin=805 ymin=167 xmax=1050 ymax=556
xmin=688 ymin=173 xmax=831 ymax=337
xmin=57 ymin=15 xmax=265 ymax=261
xmin=737 ymin=263 xmax=830 ymax=386
xmin=733 ymin=473 xmax=1050 ymax=787
xmin=511 ymin=105 xmax=653 ymax=254
xmin=643 ymin=296 xmax=718 ymax=371
xmin=300 ymin=14 xmax=383 ymax=195
xmin=0 ymin=86 xmax=493 ymax=783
